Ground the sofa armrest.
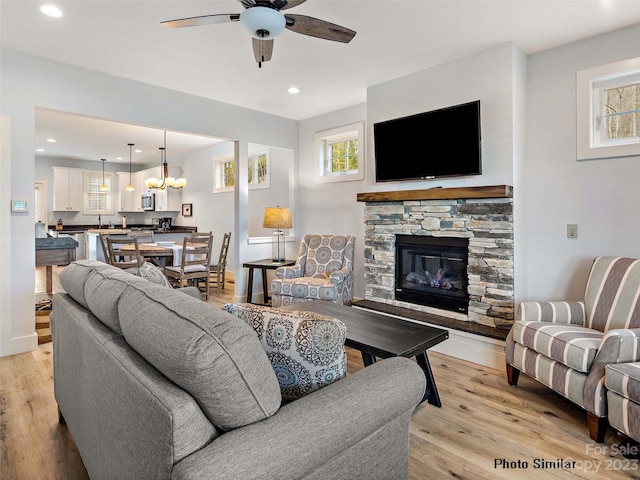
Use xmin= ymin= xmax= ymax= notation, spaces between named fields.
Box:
xmin=172 ymin=357 xmax=425 ymax=480
xmin=516 ymin=301 xmax=585 ymax=325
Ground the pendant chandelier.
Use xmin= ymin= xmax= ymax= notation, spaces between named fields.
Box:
xmin=144 ymin=130 xmax=187 ymax=190
xmin=126 ymin=143 xmax=135 ymax=191
xmin=99 ymin=158 xmax=108 ymax=191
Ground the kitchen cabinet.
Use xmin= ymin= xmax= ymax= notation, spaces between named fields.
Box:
xmin=53 ymin=167 xmax=83 ymax=211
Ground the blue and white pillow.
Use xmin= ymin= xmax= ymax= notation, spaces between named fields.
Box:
xmin=222 ymin=303 xmax=347 ymax=401
xmin=137 ymin=262 xmax=172 ymax=288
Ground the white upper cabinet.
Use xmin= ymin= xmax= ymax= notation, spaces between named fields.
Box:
xmin=53 ymin=167 xmax=83 ymax=211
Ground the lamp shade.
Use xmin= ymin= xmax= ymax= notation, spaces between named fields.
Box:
xmin=263 ymin=207 xmax=292 ymax=229
xmin=240 ymin=6 xmax=286 ymax=39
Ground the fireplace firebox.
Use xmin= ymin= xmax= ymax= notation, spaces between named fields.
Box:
xmin=395 ymin=235 xmax=469 ymax=314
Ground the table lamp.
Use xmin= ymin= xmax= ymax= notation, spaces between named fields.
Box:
xmin=263 ymin=206 xmax=292 ymax=262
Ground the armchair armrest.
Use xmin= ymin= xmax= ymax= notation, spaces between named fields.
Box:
xmin=275 ymin=264 xmax=303 ymax=279
xmin=516 ymin=301 xmax=585 ymax=326
xmin=172 ymin=357 xmax=425 ymax=480
xmin=329 ymin=267 xmax=352 ymax=285
xmin=584 ymin=328 xmax=640 ymax=416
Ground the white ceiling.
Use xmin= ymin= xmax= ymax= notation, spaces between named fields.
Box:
xmin=3 ymin=0 xmax=640 ymax=163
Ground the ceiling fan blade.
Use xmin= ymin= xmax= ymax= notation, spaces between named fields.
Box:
xmin=161 ymin=14 xmax=240 ymax=29
xmin=252 ymin=38 xmax=274 ymax=65
xmin=285 ymin=14 xmax=356 ymax=43
xmin=279 ymin=0 xmax=307 ymax=10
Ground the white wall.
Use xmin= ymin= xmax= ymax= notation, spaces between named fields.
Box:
xmin=521 ymin=24 xmax=640 ymax=301
xmin=297 ymin=104 xmax=368 ymax=293
xmin=0 ymin=48 xmax=298 ymax=357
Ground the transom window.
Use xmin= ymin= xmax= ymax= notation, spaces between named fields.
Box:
xmin=248 ymin=152 xmax=268 ymax=185
xmin=84 ymin=170 xmax=114 ymax=214
xmin=593 ymin=73 xmax=640 ymax=147
xmin=213 ymin=151 xmax=270 ymax=192
xmin=315 ymin=122 xmax=364 ymax=183
xmin=577 ymin=57 xmax=640 ymax=161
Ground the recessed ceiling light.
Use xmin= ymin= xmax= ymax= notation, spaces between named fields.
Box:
xmin=134 ymin=149 xmax=142 ymax=153
xmin=46 ymin=138 xmax=56 ymax=143
xmin=40 ymin=5 xmax=63 ymax=18
xmin=288 ymin=86 xmax=300 ymax=94
xmin=116 ymin=157 xmax=123 ymax=160
xmin=36 ymin=148 xmax=45 ymax=152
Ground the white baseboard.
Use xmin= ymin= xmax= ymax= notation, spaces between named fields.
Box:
xmin=352 ymin=305 xmax=506 ymax=371
xmin=11 ymin=332 xmax=38 ymax=355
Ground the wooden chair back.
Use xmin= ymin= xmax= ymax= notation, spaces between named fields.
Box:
xmin=128 ymin=230 xmax=155 ymax=244
xmin=107 ymin=237 xmax=143 ymax=270
xmin=210 ymin=232 xmax=231 ymax=294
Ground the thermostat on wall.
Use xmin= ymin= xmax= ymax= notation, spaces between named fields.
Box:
xmin=11 ymin=199 xmax=28 ymax=213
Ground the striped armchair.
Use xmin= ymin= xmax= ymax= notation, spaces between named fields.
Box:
xmin=505 ymin=256 xmax=640 ymax=442
xmin=271 ymin=234 xmax=355 ymax=307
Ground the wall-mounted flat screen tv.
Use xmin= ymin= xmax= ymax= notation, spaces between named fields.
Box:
xmin=374 ymin=100 xmax=482 ymax=182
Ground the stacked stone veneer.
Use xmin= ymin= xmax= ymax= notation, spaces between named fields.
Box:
xmin=363 ymin=197 xmax=514 ymax=331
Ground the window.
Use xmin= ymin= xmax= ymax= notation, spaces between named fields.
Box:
xmin=315 ymin=122 xmax=364 ymax=183
xmin=213 ymin=151 xmax=270 ymax=193
xmin=84 ymin=170 xmax=114 ymax=214
xmin=577 ymin=57 xmax=640 ymax=160
xmin=248 ymin=152 xmax=269 ymax=188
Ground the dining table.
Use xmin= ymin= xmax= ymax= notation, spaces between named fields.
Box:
xmin=119 ymin=242 xmax=204 ymax=267
xmin=118 ymin=242 xmax=174 ymax=267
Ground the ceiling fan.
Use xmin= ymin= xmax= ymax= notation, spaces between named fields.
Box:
xmin=161 ymin=0 xmax=356 ymax=68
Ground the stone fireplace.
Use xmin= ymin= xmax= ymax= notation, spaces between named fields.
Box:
xmin=357 ymin=185 xmax=514 ymax=334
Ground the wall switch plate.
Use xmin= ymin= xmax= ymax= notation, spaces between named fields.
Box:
xmin=567 ymin=224 xmax=578 ymax=238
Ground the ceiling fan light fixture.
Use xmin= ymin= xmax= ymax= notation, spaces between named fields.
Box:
xmin=240 ymin=6 xmax=285 ymax=39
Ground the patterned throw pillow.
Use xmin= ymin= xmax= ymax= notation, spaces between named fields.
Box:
xmin=137 ymin=262 xmax=172 ymax=288
xmin=222 ymin=303 xmax=347 ymax=401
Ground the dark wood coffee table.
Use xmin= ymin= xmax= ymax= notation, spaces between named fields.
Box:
xmin=280 ymin=300 xmax=449 ymax=407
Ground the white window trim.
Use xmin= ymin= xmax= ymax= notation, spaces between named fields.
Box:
xmin=212 ymin=150 xmax=271 ymax=193
xmin=83 ymin=170 xmax=114 ymax=215
xmin=212 ymin=154 xmax=234 ymax=193
xmin=314 ymin=121 xmax=364 ymax=183
xmin=576 ymin=56 xmax=640 ymax=161
xmin=248 ymin=150 xmax=270 ymax=190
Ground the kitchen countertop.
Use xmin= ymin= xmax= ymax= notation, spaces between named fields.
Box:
xmin=86 ymin=229 xmax=130 ymax=235
xmin=52 ymin=225 xmax=198 ymax=235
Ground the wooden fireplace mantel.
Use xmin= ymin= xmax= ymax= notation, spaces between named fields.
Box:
xmin=356 ymin=185 xmax=513 ymax=203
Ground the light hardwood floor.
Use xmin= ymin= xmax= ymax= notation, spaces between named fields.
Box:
xmin=1 ymin=267 xmax=638 ymax=479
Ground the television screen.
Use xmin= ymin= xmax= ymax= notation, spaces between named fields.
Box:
xmin=374 ymin=100 xmax=482 ymax=182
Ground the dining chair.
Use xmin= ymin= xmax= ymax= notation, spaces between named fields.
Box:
xmin=190 ymin=231 xmax=212 ymax=241
xmin=107 ymin=237 xmax=144 ymax=272
xmin=164 ymin=234 xmax=213 ymax=300
xmin=128 ymin=230 xmax=155 ymax=244
xmin=209 ymin=232 xmax=231 ymax=295
xmin=99 ymin=233 xmax=112 ymax=265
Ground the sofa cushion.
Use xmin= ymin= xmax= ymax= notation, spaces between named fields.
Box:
xmin=118 ymin=289 xmax=282 ymax=431
xmin=138 ymin=261 xmax=172 ymax=288
xmin=513 ymin=321 xmax=603 ymax=373
xmin=222 ymin=303 xmax=347 ymax=401
xmin=59 ymin=260 xmax=118 ymax=310
xmin=60 ymin=260 xmax=152 ymax=334
xmin=271 ymin=277 xmax=340 ymax=302
xmin=606 ymin=362 xmax=640 ymax=400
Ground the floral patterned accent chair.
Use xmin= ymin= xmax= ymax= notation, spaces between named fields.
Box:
xmin=271 ymin=234 xmax=356 ymax=307
xmin=505 ymin=256 xmax=640 ymax=442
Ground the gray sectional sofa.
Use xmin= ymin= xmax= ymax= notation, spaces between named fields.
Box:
xmin=51 ymin=260 xmax=426 ymax=480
